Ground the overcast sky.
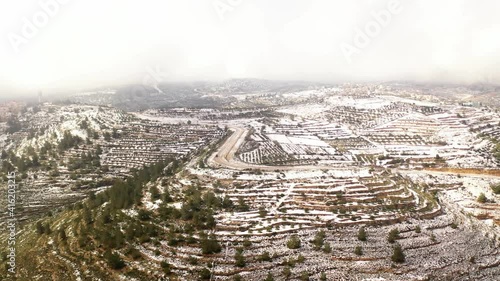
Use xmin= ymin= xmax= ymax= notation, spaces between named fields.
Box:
xmin=1 ymin=0 xmax=500 ymax=96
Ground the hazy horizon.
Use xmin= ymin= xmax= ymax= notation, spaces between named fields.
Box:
xmin=1 ymin=0 xmax=500 ymax=97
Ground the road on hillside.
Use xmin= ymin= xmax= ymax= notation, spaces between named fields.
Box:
xmin=207 ymin=127 xmax=361 ymax=171
xmin=208 ymin=127 xmax=500 ymax=178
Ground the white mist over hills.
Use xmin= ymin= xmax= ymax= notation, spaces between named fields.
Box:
xmin=1 ymin=0 xmax=500 ymax=97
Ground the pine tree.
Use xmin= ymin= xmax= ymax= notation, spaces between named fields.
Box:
xmin=200 ymin=234 xmax=222 ymax=254
xmin=287 ymin=235 xmax=301 ymax=249
xmin=354 ymin=246 xmax=363 ymax=256
xmin=258 ymin=206 xmax=268 ymax=217
xmin=59 ymin=227 xmax=67 ymax=241
xmin=105 ymin=250 xmax=126 ymax=269
xmin=36 ymin=221 xmax=44 ymax=235
xmin=323 ymin=242 xmax=332 ymax=253
xmin=358 ymin=226 xmax=367 ymax=241
xmin=258 ymin=251 xmax=271 ymax=262
xmin=234 ymin=248 xmax=246 ymax=267
xmin=391 ymin=244 xmax=405 ymax=263
xmin=477 ymin=193 xmax=487 ymax=203
xmin=43 ymin=222 xmax=51 ymax=235
xmin=312 ymin=230 xmax=325 ymax=250
xmin=264 ymin=272 xmax=274 ymax=281
xmin=283 ymin=267 xmax=291 ymax=279
xmin=388 ymin=228 xmax=399 ymax=243
xmin=222 ymin=195 xmax=234 ymax=209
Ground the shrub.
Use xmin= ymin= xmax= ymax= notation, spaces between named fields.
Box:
xmin=258 ymin=206 xmax=268 ymax=217
xmin=282 ymin=267 xmax=291 ymax=279
xmin=287 ymin=235 xmax=301 ymax=249
xmin=201 ymin=234 xmax=222 ymax=254
xmin=312 ymin=230 xmax=325 ymax=250
xmin=477 ymin=193 xmax=487 ymax=203
xmin=125 ymin=247 xmax=142 ymax=260
xmin=264 ymin=272 xmax=274 ymax=281
xmin=300 ymin=271 xmax=310 ymax=281
xmin=387 ymin=228 xmax=400 ymax=243
xmin=105 ymin=250 xmax=126 ymax=269
xmin=199 ymin=268 xmax=211 ymax=280
xmin=234 ymin=248 xmax=246 ymax=267
xmin=391 ymin=244 xmax=405 ymax=263
xmin=160 ymin=260 xmax=171 ymax=274
xmin=354 ymin=246 xmax=363 ymax=256
xmin=243 ymin=239 xmax=252 ymax=248
xmin=491 ymin=184 xmax=500 ymax=194
xmin=358 ymin=226 xmax=367 ymax=241
xmin=258 ymin=251 xmax=272 ymax=262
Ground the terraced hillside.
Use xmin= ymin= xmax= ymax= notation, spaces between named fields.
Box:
xmin=215 ymin=172 xmax=441 ymax=236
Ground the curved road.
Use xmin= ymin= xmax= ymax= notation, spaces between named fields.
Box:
xmin=208 ymin=127 xmax=500 ymax=178
xmin=208 ymin=127 xmax=362 ymax=171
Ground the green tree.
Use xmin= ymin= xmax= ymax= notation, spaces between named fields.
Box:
xmin=104 ymin=132 xmax=111 ymax=141
xmin=312 ymin=230 xmax=325 ymax=250
xmin=59 ymin=227 xmax=67 ymax=241
xmin=150 ymin=186 xmax=161 ymax=200
xmin=258 ymin=206 xmax=268 ymax=218
xmin=43 ymin=222 xmax=51 ymax=235
xmin=358 ymin=226 xmax=367 ymax=241
xmin=300 ymin=271 xmax=310 ymax=281
xmin=138 ymin=209 xmax=152 ymax=221
xmin=258 ymin=251 xmax=272 ymax=262
xmin=415 ymin=225 xmax=421 ymax=233
xmin=264 ymin=272 xmax=274 ymax=281
xmin=200 ymin=234 xmax=222 ymax=254
xmin=222 ymin=195 xmax=233 ymax=209
xmin=160 ymin=260 xmax=171 ymax=274
xmin=36 ymin=221 xmax=44 ymax=235
xmin=237 ymin=197 xmax=249 ymax=212
xmin=282 ymin=267 xmax=291 ymax=279
xmin=243 ymin=239 xmax=252 ymax=248
xmin=234 ymin=248 xmax=246 ymax=267
xmin=391 ymin=244 xmax=405 ymax=263
xmin=477 ymin=193 xmax=487 ymax=203
xmin=287 ymin=235 xmax=301 ymax=249
xmin=387 ymin=228 xmax=400 ymax=243
xmin=105 ymin=250 xmax=126 ymax=269
xmin=354 ymin=246 xmax=363 ymax=256
xmin=199 ymin=268 xmax=211 ymax=280
xmin=491 ymin=184 xmax=500 ymax=194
